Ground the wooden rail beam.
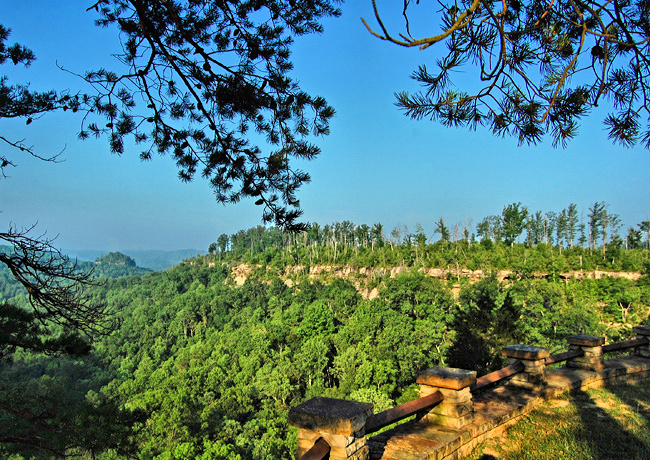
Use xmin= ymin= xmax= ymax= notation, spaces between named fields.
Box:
xmin=298 ymin=437 xmax=330 ymax=460
xmin=545 ymin=349 xmax=583 ymax=365
xmin=602 ymin=337 xmax=649 ymax=353
xmin=470 ymin=362 xmax=525 ymax=392
xmin=365 ymin=391 xmax=443 ymax=434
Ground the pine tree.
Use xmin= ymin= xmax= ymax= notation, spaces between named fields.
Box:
xmin=364 ymin=0 xmax=650 ymax=150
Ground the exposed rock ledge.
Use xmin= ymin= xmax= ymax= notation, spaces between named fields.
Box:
xmin=228 ymin=264 xmax=643 ymax=298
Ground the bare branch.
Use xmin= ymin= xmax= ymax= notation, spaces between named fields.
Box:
xmin=362 ymin=0 xmax=481 ymax=49
xmin=0 ymin=225 xmax=110 ymax=338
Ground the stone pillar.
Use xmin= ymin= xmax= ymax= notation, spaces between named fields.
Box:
xmin=502 ymin=345 xmax=549 ymax=393
xmin=288 ymin=396 xmax=373 ymax=460
xmin=634 ymin=326 xmax=650 ymax=358
xmin=416 ymin=366 xmax=477 ymax=429
xmin=566 ymin=335 xmax=605 ymax=371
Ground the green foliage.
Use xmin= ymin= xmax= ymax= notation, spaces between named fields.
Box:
xmin=502 ymin=203 xmax=528 ymax=246
xmin=0 ymin=303 xmax=91 ymax=360
xmin=381 ymin=272 xmax=455 ymax=320
xmin=0 ymin=356 xmax=136 ymax=459
xmin=349 ymin=388 xmax=394 ymax=413
xmin=0 ymin=237 xmax=128 ymax=459
xmin=299 ymin=300 xmax=335 ymax=337
xmin=77 ymin=252 xmax=152 ymax=279
xmin=204 ymin=201 xmax=650 ymax=273
xmin=448 ymin=275 xmax=522 ymax=373
xmin=75 ymin=264 xmax=457 ymax=458
xmin=508 ymin=280 xmax=600 ymax=348
xmin=434 ymin=218 xmax=451 ymax=243
xmin=2 ymin=226 xmax=650 ymax=458
xmin=0 ymin=253 xmax=27 ymax=299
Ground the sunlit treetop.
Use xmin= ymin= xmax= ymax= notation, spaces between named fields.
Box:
xmin=364 ymin=0 xmax=650 ymax=149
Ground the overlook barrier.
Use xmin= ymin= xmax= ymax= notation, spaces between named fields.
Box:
xmin=288 ymin=325 xmax=650 ymax=460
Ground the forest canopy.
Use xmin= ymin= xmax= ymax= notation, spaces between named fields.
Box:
xmin=2 ymin=233 xmax=649 ymax=459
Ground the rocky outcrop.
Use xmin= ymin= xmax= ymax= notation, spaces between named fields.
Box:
xmin=228 ymin=263 xmax=643 ymax=295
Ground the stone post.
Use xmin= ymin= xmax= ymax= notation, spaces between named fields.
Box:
xmin=288 ymin=396 xmax=373 ymax=460
xmin=566 ymin=335 xmax=605 ymax=371
xmin=502 ymin=345 xmax=549 ymax=393
xmin=634 ymin=326 xmax=650 ymax=358
xmin=416 ymin=366 xmax=477 ymax=429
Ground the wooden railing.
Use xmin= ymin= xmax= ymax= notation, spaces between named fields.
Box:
xmin=470 ymin=361 xmax=525 ymax=392
xmin=299 ymin=438 xmax=330 ymax=460
xmin=602 ymin=337 xmax=648 ymax=353
xmin=293 ymin=329 xmax=650 ymax=460
xmin=365 ymin=391 xmax=443 ymax=434
xmin=544 ymin=349 xmax=582 ymax=365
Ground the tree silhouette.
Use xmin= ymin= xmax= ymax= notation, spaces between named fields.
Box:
xmin=364 ymin=0 xmax=650 ymax=149
xmin=3 ymin=0 xmax=341 ymax=230
xmin=80 ymin=0 xmax=341 ymax=230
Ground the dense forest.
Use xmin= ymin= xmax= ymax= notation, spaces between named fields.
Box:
xmin=1 ymin=205 xmax=650 ymax=460
xmin=3 ymin=0 xmax=650 ymax=456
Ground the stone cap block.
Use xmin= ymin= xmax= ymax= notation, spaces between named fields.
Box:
xmin=502 ymin=344 xmax=550 ymax=360
xmin=567 ymin=335 xmax=605 ymax=347
xmin=288 ymin=397 xmax=373 ymax=436
xmin=633 ymin=326 xmax=650 ymax=337
xmin=416 ymin=366 xmax=477 ymax=390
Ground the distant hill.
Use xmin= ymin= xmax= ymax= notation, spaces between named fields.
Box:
xmin=84 ymin=252 xmax=151 ymax=278
xmin=95 ymin=252 xmax=137 ymax=267
xmin=64 ymin=249 xmax=204 ymax=271
xmin=0 ymin=249 xmax=153 ymax=303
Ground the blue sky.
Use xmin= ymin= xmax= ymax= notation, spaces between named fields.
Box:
xmin=1 ymin=1 xmax=648 ymax=251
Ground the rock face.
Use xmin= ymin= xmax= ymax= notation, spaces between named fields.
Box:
xmin=231 ymin=264 xmax=252 ymax=286
xmin=227 ymin=263 xmax=642 ymax=297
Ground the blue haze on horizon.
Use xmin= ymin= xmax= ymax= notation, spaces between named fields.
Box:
xmin=0 ymin=1 xmax=648 ymax=251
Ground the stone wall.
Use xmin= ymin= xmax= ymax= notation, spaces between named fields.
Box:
xmin=290 ymin=328 xmax=650 ymax=460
